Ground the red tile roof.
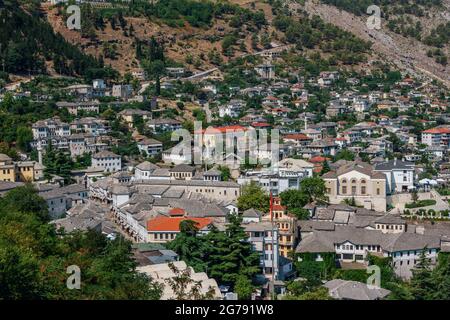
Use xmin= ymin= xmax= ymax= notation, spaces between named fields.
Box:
xmin=147 ymin=217 xmax=213 ymax=232
xmin=169 ymin=207 xmax=186 ymax=216
xmin=251 ymin=122 xmax=272 ymax=127
xmin=310 ymin=156 xmax=330 ymax=163
xmin=284 ymin=134 xmax=311 ymax=141
xmin=423 ymin=128 xmax=450 ymax=134
xmin=195 ymin=125 xmax=247 ymax=134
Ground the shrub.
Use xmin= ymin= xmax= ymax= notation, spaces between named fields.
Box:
xmin=405 ymin=199 xmax=436 ymax=208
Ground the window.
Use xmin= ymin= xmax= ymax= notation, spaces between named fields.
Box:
xmin=377 ymin=188 xmax=380 ymax=195
xmin=361 ymin=186 xmax=366 ymax=195
xmin=351 ymin=186 xmax=356 ymax=194
xmin=342 ymin=186 xmax=347 ymax=194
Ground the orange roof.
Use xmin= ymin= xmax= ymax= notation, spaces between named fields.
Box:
xmin=313 ymin=166 xmax=323 ymax=173
xmin=147 ymin=217 xmax=212 ymax=232
xmin=423 ymin=128 xmax=450 ymax=134
xmin=272 ymin=204 xmax=286 ymax=211
xmin=310 ymin=156 xmax=330 ymax=163
xmin=169 ymin=207 xmax=186 ymax=216
xmin=195 ymin=125 xmax=247 ymax=134
xmin=284 ymin=134 xmax=311 ymax=141
xmin=251 ymin=122 xmax=271 ymax=127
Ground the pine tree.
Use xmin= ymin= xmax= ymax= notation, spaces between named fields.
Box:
xmin=410 ymin=248 xmax=434 ymax=300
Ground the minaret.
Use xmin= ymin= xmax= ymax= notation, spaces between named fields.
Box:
xmin=37 ymin=144 xmax=43 ymax=165
xmin=304 ymin=113 xmax=308 ymax=131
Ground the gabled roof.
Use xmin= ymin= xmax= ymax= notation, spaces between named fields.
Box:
xmin=324 ymin=279 xmax=390 ymax=300
xmin=146 ymin=217 xmax=213 ymax=232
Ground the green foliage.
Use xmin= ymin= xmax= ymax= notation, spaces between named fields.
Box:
xmin=43 ymin=143 xmax=74 ymax=184
xmin=273 ymin=14 xmax=371 ymax=65
xmin=299 ymin=177 xmax=328 ymax=204
xmin=16 ymin=126 xmax=33 ymax=152
xmin=333 ymin=149 xmax=355 ymax=161
xmin=237 ymin=181 xmax=270 ymax=212
xmin=0 ymin=0 xmax=110 ymax=78
xmin=0 ymin=186 xmax=161 ymax=299
xmin=234 ymin=274 xmax=254 ymax=300
xmin=168 ymin=215 xmax=260 ymax=289
xmin=217 ymin=165 xmax=231 ymax=181
xmin=405 ymin=199 xmax=436 ymax=208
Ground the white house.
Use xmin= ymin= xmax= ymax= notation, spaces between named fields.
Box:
xmin=374 ymin=159 xmax=415 ymax=193
xmin=137 ymin=138 xmax=163 ymax=157
xmin=91 ymin=151 xmax=122 ymax=173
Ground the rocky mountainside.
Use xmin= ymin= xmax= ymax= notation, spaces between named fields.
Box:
xmin=294 ymin=0 xmax=449 ymax=86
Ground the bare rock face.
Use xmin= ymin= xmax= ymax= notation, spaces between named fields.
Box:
xmin=290 ymin=0 xmax=449 ymax=87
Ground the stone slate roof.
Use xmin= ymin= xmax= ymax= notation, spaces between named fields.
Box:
xmin=324 ymin=279 xmax=391 ymax=300
xmin=322 ymin=161 xmax=386 ymax=180
xmin=374 ymin=159 xmax=415 ymax=171
xmin=243 ymin=208 xmax=264 ymax=218
xmin=136 ymin=161 xmax=160 ymax=171
xmin=374 ymin=214 xmax=405 ymax=225
xmin=296 ymin=226 xmax=442 ymax=254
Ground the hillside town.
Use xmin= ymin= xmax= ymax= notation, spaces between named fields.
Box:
xmin=2 ymin=53 xmax=450 ymax=300
xmin=1 ymin=0 xmax=450 ymax=302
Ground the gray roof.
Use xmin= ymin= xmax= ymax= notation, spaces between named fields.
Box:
xmin=243 ymin=208 xmax=264 ymax=218
xmin=92 ymin=151 xmax=120 ymax=159
xmin=132 ymin=178 xmax=239 ymax=188
xmin=136 ymin=161 xmax=160 ymax=171
xmin=170 ymin=164 xmax=196 ymax=173
xmin=374 ymin=214 xmax=405 ymax=225
xmin=374 ymin=159 xmax=415 ymax=171
xmin=296 ymin=226 xmax=442 ymax=253
xmin=324 ymin=279 xmax=391 ymax=300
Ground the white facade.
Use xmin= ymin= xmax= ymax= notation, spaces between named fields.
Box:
xmin=91 ymin=152 xmax=122 ymax=173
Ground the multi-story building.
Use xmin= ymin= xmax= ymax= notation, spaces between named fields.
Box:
xmin=70 ymin=117 xmax=108 ymax=135
xmin=112 ymin=84 xmax=133 ymax=100
xmin=244 ymin=222 xmax=281 ymax=280
xmin=91 ymin=151 xmax=122 ymax=173
xmin=0 ymin=154 xmax=44 ymax=182
xmin=374 ymin=159 xmax=415 ymax=194
xmin=56 ymin=101 xmax=100 ymax=116
xmin=146 ymin=216 xmax=213 ymax=243
xmin=32 ymin=117 xmax=70 ymax=140
xmin=118 ymin=109 xmax=152 ymax=128
xmin=421 ymin=127 xmax=450 ymax=147
xmin=296 ymin=224 xmax=442 ymax=279
xmin=137 ymin=138 xmax=163 ymax=157
xmin=262 ymin=197 xmax=298 ymax=258
xmin=219 ymin=99 xmax=244 ymax=118
xmin=322 ymin=161 xmax=387 ymax=212
xmin=147 ymin=118 xmax=182 ymax=132
xmin=238 ymin=158 xmax=314 ymax=195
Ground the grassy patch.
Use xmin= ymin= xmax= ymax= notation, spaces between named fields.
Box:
xmin=405 ymin=199 xmax=436 ymax=208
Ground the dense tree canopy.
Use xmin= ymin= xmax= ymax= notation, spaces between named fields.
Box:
xmin=0 ymin=185 xmax=162 ymax=300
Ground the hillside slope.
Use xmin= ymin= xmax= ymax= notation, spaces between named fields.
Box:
xmin=43 ymin=0 xmax=277 ymax=76
xmin=0 ymin=0 xmax=110 ymax=80
xmin=293 ymin=0 xmax=450 ymax=86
